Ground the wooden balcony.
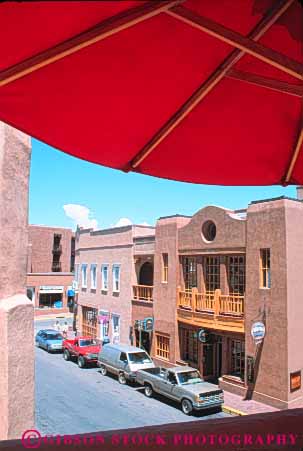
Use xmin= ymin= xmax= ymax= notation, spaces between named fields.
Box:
xmin=177 ymin=288 xmax=244 ymax=333
xmin=133 ymin=284 xmax=153 ymax=302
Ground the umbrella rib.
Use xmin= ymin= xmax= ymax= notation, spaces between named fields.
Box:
xmin=167 ymin=5 xmax=303 ymax=81
xmin=127 ymin=0 xmax=296 ymax=171
xmin=226 ymin=69 xmax=303 ymax=98
xmin=0 ymin=0 xmax=182 ymax=88
xmin=283 ymin=103 xmax=303 ymax=184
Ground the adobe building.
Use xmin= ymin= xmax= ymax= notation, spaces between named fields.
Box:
xmin=75 ymin=224 xmax=155 ymax=350
xmin=152 ymin=196 xmax=303 ymax=410
xmin=26 ymin=225 xmax=75 ymax=316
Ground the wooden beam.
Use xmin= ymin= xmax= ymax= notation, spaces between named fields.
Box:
xmin=283 ymin=102 xmax=303 ymax=184
xmin=226 ymin=69 xmax=303 ymax=97
xmin=0 ymin=0 xmax=182 ymax=87
xmin=127 ymin=0 xmax=295 ymax=170
xmin=167 ymin=5 xmax=303 ymax=81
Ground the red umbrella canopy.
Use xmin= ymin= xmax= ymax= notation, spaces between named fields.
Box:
xmin=0 ymin=0 xmax=302 ymax=185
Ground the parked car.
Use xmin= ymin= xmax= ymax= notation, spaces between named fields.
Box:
xmin=63 ymin=336 xmax=101 ymax=368
xmin=136 ymin=366 xmax=224 ymax=415
xmin=97 ymin=344 xmax=155 ymax=384
xmin=35 ymin=329 xmax=64 ymax=352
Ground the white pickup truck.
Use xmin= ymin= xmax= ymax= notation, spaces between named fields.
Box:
xmin=136 ymin=365 xmax=224 ymax=415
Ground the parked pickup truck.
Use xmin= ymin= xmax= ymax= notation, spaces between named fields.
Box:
xmin=136 ymin=366 xmax=224 ymax=415
xmin=63 ymin=336 xmax=101 ymax=368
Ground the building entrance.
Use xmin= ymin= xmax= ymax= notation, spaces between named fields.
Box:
xmin=202 ymin=335 xmax=222 ymax=381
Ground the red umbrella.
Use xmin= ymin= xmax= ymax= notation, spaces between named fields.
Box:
xmin=0 ymin=0 xmax=302 ymax=185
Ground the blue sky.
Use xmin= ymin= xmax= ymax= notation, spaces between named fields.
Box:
xmin=29 ymin=139 xmax=297 ymax=231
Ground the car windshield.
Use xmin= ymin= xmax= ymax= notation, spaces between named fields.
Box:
xmin=46 ymin=334 xmax=62 ymax=340
xmin=79 ymin=339 xmax=97 ymax=347
xmin=128 ymin=352 xmax=152 ymax=364
xmin=177 ymin=370 xmax=203 ymax=385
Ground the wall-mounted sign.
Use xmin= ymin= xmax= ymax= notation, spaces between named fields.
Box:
xmin=198 ymin=329 xmax=209 ymax=343
xmin=72 ymin=280 xmax=78 ymax=290
xmin=251 ymin=321 xmax=266 ymax=344
xmin=98 ymin=310 xmax=110 ymax=323
xmin=143 ymin=317 xmax=154 ymax=332
xmin=290 ymin=371 xmax=301 ymax=392
xmin=39 ymin=286 xmax=64 ymax=294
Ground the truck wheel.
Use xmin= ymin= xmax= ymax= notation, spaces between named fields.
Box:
xmin=100 ymin=365 xmax=107 ymax=376
xmin=144 ymin=384 xmax=153 ymax=398
xmin=63 ymin=350 xmax=70 ymax=361
xmin=181 ymin=399 xmax=193 ymax=415
xmin=78 ymin=356 xmax=86 ymax=368
xmin=118 ymin=372 xmax=127 ymax=385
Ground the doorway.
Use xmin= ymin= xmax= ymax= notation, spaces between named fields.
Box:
xmin=202 ymin=335 xmax=222 ymax=382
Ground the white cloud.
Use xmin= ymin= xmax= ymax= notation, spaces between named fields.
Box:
xmin=139 ymin=221 xmax=151 ymax=226
xmin=63 ymin=204 xmax=98 ymax=230
xmin=113 ymin=217 xmax=133 ymax=228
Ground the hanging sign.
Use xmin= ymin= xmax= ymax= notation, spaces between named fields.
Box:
xmin=251 ymin=321 xmax=266 ymax=344
xmin=198 ymin=329 xmax=209 ymax=343
xmin=143 ymin=317 xmax=154 ymax=331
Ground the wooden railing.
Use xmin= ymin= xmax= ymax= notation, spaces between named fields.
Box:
xmin=196 ymin=291 xmax=215 ymax=312
xmin=133 ymin=284 xmax=153 ymax=302
xmin=219 ymin=294 xmax=244 ymax=316
xmin=178 ymin=288 xmax=244 ymax=317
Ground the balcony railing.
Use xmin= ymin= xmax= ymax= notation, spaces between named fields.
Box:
xmin=52 ymin=262 xmax=62 ymax=272
xmin=178 ymin=288 xmax=244 ymax=317
xmin=133 ymin=285 xmax=153 ymax=302
xmin=52 ymin=244 xmax=62 ymax=254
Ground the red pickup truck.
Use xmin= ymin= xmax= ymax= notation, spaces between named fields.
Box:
xmin=63 ymin=336 xmax=101 ymax=368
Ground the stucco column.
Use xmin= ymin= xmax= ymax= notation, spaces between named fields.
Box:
xmin=0 ymin=122 xmax=34 ymax=440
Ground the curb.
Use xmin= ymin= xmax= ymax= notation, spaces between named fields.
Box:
xmin=222 ymin=405 xmax=247 ymax=416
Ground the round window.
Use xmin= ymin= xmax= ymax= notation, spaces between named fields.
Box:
xmin=202 ymin=220 xmax=216 ymax=242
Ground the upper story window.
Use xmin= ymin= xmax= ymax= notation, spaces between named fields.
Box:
xmin=162 ymin=253 xmax=168 ymax=283
xmin=202 ymin=220 xmax=216 ymax=242
xmin=90 ymin=264 xmax=97 ymax=290
xmin=260 ymin=249 xmax=271 ymax=288
xmin=74 ymin=263 xmax=80 ymax=283
xmin=81 ymin=264 xmax=88 ymax=288
xmin=228 ymin=256 xmax=245 ymax=295
xmin=101 ymin=264 xmax=109 ymax=291
xmin=182 ymin=257 xmax=197 ymax=290
xmin=204 ymin=256 xmax=220 ymax=292
xmin=112 ymin=264 xmax=121 ymax=292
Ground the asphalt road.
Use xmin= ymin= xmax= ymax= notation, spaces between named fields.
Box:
xmin=35 ymin=318 xmax=232 ymax=435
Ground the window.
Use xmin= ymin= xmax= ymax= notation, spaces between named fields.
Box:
xmin=162 ymin=253 xmax=168 ymax=282
xmin=120 ymin=352 xmax=127 ymax=363
xmin=112 ymin=314 xmax=120 ymax=344
xmin=260 ymin=249 xmax=271 ymax=288
xmin=156 ymin=334 xmax=170 ymax=360
xmin=228 ymin=256 xmax=245 ymax=295
xmin=202 ymin=220 xmax=216 ymax=242
xmin=179 ymin=327 xmax=198 ymax=364
xmin=81 ymin=306 xmax=97 ymax=338
xmin=182 ymin=257 xmax=197 ymax=290
xmin=74 ymin=264 xmax=80 ymax=284
xmin=231 ymin=340 xmax=245 ymax=380
xmin=81 ymin=264 xmax=88 ymax=288
xmin=204 ymin=256 xmax=220 ymax=292
xmin=90 ymin=264 xmax=97 ymax=289
xmin=101 ymin=264 xmax=109 ymax=291
xmin=112 ymin=264 xmax=121 ymax=292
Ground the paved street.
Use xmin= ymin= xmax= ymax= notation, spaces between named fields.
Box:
xmin=35 ymin=319 xmax=232 ymax=435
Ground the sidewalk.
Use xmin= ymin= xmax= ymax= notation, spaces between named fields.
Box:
xmin=34 ymin=313 xmax=73 ymax=321
xmin=222 ymin=391 xmax=279 ymax=416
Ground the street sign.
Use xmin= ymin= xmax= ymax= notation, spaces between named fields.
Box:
xmin=251 ymin=321 xmax=266 ymax=344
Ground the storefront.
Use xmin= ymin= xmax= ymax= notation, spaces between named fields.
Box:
xmin=134 ymin=317 xmax=153 ymax=354
xmin=38 ymin=285 xmax=64 ymax=309
xmin=179 ymin=324 xmax=245 ymax=382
